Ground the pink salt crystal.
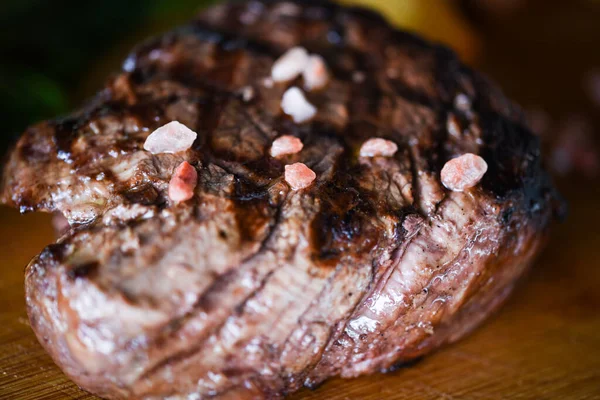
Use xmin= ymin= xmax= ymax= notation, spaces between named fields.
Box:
xmin=359 ymin=138 xmax=398 ymax=157
xmin=271 ymin=47 xmax=309 ymax=82
xmin=281 ymin=87 xmax=317 ymax=123
xmin=270 ymin=135 xmax=304 ymax=158
xmin=303 ymin=55 xmax=329 ymax=91
xmin=143 ymin=121 xmax=197 ymax=154
xmin=284 ymin=163 xmax=316 ymax=190
xmin=168 ymin=161 xmax=198 ymax=202
xmin=441 ymin=153 xmax=488 ymax=192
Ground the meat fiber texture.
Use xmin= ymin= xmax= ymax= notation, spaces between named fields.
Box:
xmin=0 ymin=1 xmax=563 ymax=399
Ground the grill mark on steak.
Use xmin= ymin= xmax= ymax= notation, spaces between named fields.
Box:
xmin=136 ymin=208 xmax=284 ymax=383
xmin=344 ymin=202 xmax=509 ymax=371
xmin=136 ymin=268 xmax=274 ymax=383
xmin=125 ymin=158 xmax=288 ymax=386
xmin=305 ymin=193 xmax=478 ymax=382
xmin=51 ymin=200 xmax=276 ymax=388
xmin=125 ymin=139 xmax=288 ymax=385
xmin=306 ymin=208 xmax=426 ymax=373
xmin=134 ymin=142 xmax=348 ymax=385
xmin=407 ymin=147 xmax=425 ymax=216
xmin=289 ymin=209 xmax=420 ymax=389
xmin=310 ymin=170 xmax=378 ymax=266
xmin=1 ymin=1 xmax=564 ymax=398
xmin=198 ymin=216 xmax=326 ymax=394
xmin=134 ymin=137 xmax=350 ymax=394
xmin=273 ymin=209 xmax=387 ymax=392
xmin=280 ymin=210 xmax=405 ymax=391
xmin=130 ymin=198 xmax=314 ymax=394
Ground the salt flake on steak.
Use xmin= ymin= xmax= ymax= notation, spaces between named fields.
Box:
xmin=271 ymin=47 xmax=309 ymax=82
xmin=303 ymin=55 xmax=329 ymax=91
xmin=143 ymin=121 xmax=197 ymax=154
xmin=270 ymin=135 xmax=304 ymax=157
xmin=441 ymin=153 xmax=488 ymax=191
xmin=284 ymin=163 xmax=316 ymax=190
xmin=281 ymin=87 xmax=316 ymax=123
xmin=359 ymin=138 xmax=398 ymax=157
xmin=168 ymin=161 xmax=198 ymax=202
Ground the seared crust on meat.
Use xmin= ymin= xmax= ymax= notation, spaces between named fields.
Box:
xmin=2 ymin=1 xmax=562 ymax=398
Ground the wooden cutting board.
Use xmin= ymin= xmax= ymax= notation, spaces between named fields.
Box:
xmin=0 ymin=178 xmax=599 ymax=400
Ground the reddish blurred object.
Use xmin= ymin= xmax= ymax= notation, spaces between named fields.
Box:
xmin=526 ymin=108 xmax=599 ymax=178
xmin=550 ymin=115 xmax=599 ymax=178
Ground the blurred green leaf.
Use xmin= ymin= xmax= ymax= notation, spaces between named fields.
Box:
xmin=0 ymin=66 xmax=68 ymax=135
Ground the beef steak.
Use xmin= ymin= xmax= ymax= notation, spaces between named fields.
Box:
xmin=0 ymin=1 xmax=563 ymax=398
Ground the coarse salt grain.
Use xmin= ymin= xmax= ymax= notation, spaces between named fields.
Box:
xmin=303 ymin=55 xmax=329 ymax=91
xmin=143 ymin=121 xmax=197 ymax=154
xmin=270 ymin=135 xmax=304 ymax=157
xmin=359 ymin=138 xmax=398 ymax=157
xmin=271 ymin=47 xmax=310 ymax=82
xmin=441 ymin=153 xmax=488 ymax=192
xmin=284 ymin=163 xmax=316 ymax=190
xmin=168 ymin=161 xmax=198 ymax=202
xmin=281 ymin=87 xmax=317 ymax=123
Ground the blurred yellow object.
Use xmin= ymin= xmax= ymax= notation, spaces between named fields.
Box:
xmin=339 ymin=0 xmax=480 ymax=64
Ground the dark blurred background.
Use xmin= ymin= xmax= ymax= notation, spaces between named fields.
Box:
xmin=1 ymin=0 xmax=599 ymax=181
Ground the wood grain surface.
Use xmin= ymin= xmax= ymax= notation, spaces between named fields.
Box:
xmin=1 ymin=177 xmax=599 ymax=399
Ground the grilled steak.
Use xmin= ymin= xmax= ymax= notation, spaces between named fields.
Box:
xmin=0 ymin=1 xmax=563 ymax=398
